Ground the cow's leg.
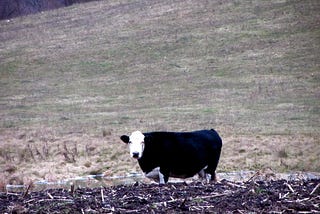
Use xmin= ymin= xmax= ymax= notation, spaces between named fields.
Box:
xmin=159 ymin=168 xmax=169 ymax=184
xmin=158 ymin=172 xmax=165 ymax=184
xmin=205 ymin=169 xmax=217 ymax=182
xmin=198 ymin=166 xmax=211 ymax=183
xmin=145 ymin=167 xmax=160 ymax=183
xmin=198 ymin=168 xmax=206 ymax=179
xmin=205 ymin=148 xmax=221 ymax=182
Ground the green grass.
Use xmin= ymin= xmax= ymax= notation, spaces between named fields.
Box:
xmin=0 ymin=0 xmax=319 ymax=184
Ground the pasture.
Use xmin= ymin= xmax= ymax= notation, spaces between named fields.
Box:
xmin=0 ymin=0 xmax=319 ymax=186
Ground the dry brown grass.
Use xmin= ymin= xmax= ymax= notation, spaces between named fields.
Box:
xmin=0 ymin=0 xmax=319 ymax=185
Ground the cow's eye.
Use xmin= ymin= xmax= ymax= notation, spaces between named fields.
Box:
xmin=128 ymin=141 xmax=132 ymax=144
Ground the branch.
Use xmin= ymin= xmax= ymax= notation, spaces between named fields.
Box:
xmin=285 ymin=183 xmax=294 ymax=193
xmin=310 ymin=183 xmax=320 ymax=195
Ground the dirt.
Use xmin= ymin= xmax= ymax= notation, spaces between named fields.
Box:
xmin=1 ymin=179 xmax=319 ymax=213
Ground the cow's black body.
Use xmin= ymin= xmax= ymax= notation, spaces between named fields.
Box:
xmin=136 ymin=129 xmax=222 ymax=183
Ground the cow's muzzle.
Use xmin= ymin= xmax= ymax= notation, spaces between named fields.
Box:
xmin=132 ymin=152 xmax=139 ymax=159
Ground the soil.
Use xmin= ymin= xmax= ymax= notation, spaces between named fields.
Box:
xmin=1 ymin=179 xmax=319 ymax=213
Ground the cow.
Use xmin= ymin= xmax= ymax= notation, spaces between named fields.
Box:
xmin=120 ymin=129 xmax=222 ymax=184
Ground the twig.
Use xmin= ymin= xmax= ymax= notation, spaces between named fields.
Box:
xmin=27 ymin=144 xmax=35 ymax=161
xmin=285 ymin=183 xmax=294 ymax=193
xmin=70 ymin=182 xmax=75 ymax=196
xmin=310 ymin=183 xmax=320 ymax=195
xmin=237 ymin=209 xmax=245 ymax=214
xmin=297 ymin=212 xmax=314 ymax=214
xmin=179 ymin=198 xmax=187 ymax=208
xmin=6 ymin=192 xmax=20 ymax=196
xmin=72 ymin=142 xmax=78 ymax=156
xmin=190 ymin=206 xmax=201 ymax=211
xmin=190 ymin=205 xmax=215 ymax=211
xmin=279 ymin=192 xmax=290 ymax=199
xmin=63 ymin=142 xmax=76 ymax=163
xmin=153 ymin=197 xmax=181 ymax=206
xmin=101 ymin=188 xmax=105 ymax=203
xmin=296 ymin=198 xmax=310 ymax=203
xmin=194 ymin=192 xmax=230 ymax=200
xmin=226 ymin=181 xmax=246 ymax=189
xmin=42 ymin=142 xmax=49 ymax=157
xmin=153 ymin=192 xmax=229 ymax=207
xmin=246 ymin=171 xmax=260 ymax=183
xmin=22 ymin=183 xmax=33 ymax=198
xmin=37 ymin=198 xmax=74 ymax=203
xmin=25 ymin=199 xmax=35 ymax=204
xmin=35 ymin=147 xmax=44 ymax=160
xmin=47 ymin=192 xmax=54 ymax=199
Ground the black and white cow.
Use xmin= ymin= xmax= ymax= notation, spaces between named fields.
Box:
xmin=120 ymin=129 xmax=222 ymax=184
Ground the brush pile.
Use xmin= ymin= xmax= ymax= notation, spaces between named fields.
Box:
xmin=1 ymin=179 xmax=319 ymax=213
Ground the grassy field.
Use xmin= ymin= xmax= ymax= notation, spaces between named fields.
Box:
xmin=0 ymin=0 xmax=319 ymax=186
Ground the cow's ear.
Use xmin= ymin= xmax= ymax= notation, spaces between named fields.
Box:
xmin=120 ymin=135 xmax=130 ymax=144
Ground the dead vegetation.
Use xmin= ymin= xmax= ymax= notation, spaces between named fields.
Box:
xmin=1 ymin=179 xmax=319 ymax=213
xmin=0 ymin=131 xmax=319 ymax=189
xmin=0 ymin=131 xmax=127 ymax=187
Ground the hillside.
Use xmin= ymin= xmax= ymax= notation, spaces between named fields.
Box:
xmin=0 ymin=0 xmax=319 ymax=185
xmin=0 ymin=0 xmax=96 ymax=20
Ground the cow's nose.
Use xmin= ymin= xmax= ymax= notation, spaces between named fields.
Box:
xmin=132 ymin=152 xmax=139 ymax=158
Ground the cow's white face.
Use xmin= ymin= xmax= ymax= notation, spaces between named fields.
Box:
xmin=127 ymin=131 xmax=145 ymax=159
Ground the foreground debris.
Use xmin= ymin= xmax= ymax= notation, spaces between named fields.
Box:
xmin=1 ymin=179 xmax=319 ymax=213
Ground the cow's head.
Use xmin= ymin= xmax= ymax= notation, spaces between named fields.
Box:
xmin=120 ymin=131 xmax=145 ymax=159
